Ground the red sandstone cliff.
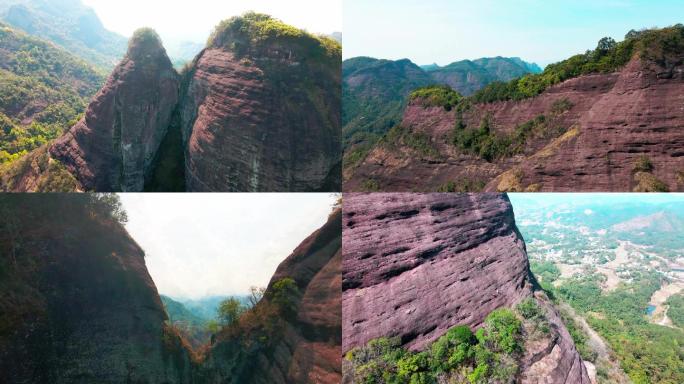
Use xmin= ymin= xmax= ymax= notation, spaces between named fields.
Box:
xmin=346 ymin=52 xmax=684 ymax=192
xmin=180 ymin=17 xmax=341 ymax=192
xmin=342 ymin=193 xmax=590 ymax=383
xmin=1 ymin=14 xmax=341 ymax=192
xmin=49 ymin=29 xmax=179 ymax=192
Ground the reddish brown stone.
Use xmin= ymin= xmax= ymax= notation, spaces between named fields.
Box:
xmin=342 ymin=193 xmax=590 ymax=383
xmin=346 ymin=56 xmax=684 ymax=192
xmin=49 ymin=31 xmax=179 ymax=192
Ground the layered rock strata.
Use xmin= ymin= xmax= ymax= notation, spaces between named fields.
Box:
xmin=342 ymin=193 xmax=590 ymax=383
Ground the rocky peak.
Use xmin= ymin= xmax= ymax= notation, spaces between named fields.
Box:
xmin=181 ymin=13 xmax=341 ymax=192
xmin=206 ymin=12 xmax=340 ymax=63
xmin=126 ymin=28 xmax=169 ymax=63
xmin=49 ymin=27 xmax=179 ymax=192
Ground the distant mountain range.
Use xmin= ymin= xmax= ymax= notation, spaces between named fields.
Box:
xmin=0 ymin=0 xmax=127 ymax=69
xmin=0 ymin=22 xmax=105 ymax=163
xmin=342 ymin=55 xmax=541 ymax=164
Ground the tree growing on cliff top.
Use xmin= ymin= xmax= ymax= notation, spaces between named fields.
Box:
xmin=218 ymin=297 xmax=246 ymax=326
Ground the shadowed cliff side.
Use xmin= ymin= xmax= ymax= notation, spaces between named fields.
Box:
xmin=0 ymin=196 xmax=342 ymax=384
xmin=197 ymin=209 xmax=342 ymax=383
xmin=49 ymin=29 xmax=180 ymax=192
xmin=0 ymin=194 xmax=192 ymax=383
xmin=342 ymin=193 xmax=590 ymax=383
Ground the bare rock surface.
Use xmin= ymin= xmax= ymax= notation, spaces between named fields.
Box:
xmin=50 ymin=30 xmax=179 ymax=192
xmin=342 ymin=193 xmax=590 ymax=383
xmin=181 ymin=25 xmax=341 ymax=192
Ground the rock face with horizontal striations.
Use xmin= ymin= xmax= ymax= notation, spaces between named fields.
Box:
xmin=49 ymin=29 xmax=179 ymax=192
xmin=199 ymin=209 xmax=342 ymax=384
xmin=0 ymin=195 xmax=192 ymax=383
xmin=181 ymin=15 xmax=341 ymax=192
xmin=342 ymin=193 xmax=590 ymax=383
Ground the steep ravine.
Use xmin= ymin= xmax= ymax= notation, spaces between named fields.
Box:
xmin=342 ymin=193 xmax=590 ymax=383
xmin=0 ymin=195 xmax=342 ymax=384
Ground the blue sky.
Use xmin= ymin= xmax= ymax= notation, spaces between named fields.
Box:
xmin=344 ymin=0 xmax=684 ymax=67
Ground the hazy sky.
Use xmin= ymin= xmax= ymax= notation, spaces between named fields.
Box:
xmin=82 ymin=0 xmax=342 ymax=47
xmin=119 ymin=193 xmax=338 ymax=300
xmin=344 ymin=0 xmax=684 ymax=67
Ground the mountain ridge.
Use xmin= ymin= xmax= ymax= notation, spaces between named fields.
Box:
xmin=342 ymin=55 xmax=541 ymax=173
xmin=0 ymin=0 xmax=127 ymax=69
xmin=345 ymin=25 xmax=684 ymax=192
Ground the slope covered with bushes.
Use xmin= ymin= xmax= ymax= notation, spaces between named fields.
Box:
xmin=0 ymin=22 xmax=104 ymax=163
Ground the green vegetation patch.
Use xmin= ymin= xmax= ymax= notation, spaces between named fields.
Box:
xmin=382 ymin=125 xmax=440 ymax=159
xmin=632 ymin=155 xmax=654 ymax=173
xmin=207 ymin=12 xmax=340 ymax=60
xmin=409 ymin=85 xmax=463 ymax=110
xmin=0 ymin=23 xmax=104 ymax=164
xmin=436 ymin=179 xmax=485 ymax=193
xmin=665 ymin=294 xmax=684 ymax=328
xmin=345 ymin=307 xmax=526 ymax=384
xmin=451 ymin=114 xmax=566 ymax=162
xmin=0 ymin=145 xmax=80 ymax=192
xmin=471 ymin=25 xmax=684 ymax=103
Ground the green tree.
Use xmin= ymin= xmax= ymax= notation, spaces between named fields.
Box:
xmin=478 ymin=308 xmax=522 ymax=354
xmin=218 ymin=297 xmax=246 ymax=326
xmin=270 ymin=277 xmax=300 ymax=315
xmin=596 ymin=37 xmax=617 ymax=52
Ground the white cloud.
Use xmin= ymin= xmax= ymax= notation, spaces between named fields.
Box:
xmin=119 ymin=193 xmax=337 ymax=299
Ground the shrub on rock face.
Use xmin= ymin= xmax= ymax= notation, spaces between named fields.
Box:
xmin=632 ymin=155 xmax=654 ymax=173
xmin=345 ymin=307 xmax=526 ymax=383
xmin=218 ymin=297 xmax=246 ymax=326
xmin=410 ymin=85 xmax=463 ymax=110
xmin=516 ymin=298 xmax=543 ymax=320
xmin=270 ymin=277 xmax=300 ymax=316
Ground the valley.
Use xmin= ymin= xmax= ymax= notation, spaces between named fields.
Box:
xmin=510 ymin=194 xmax=684 ymax=384
xmin=0 ymin=194 xmax=342 ymax=383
